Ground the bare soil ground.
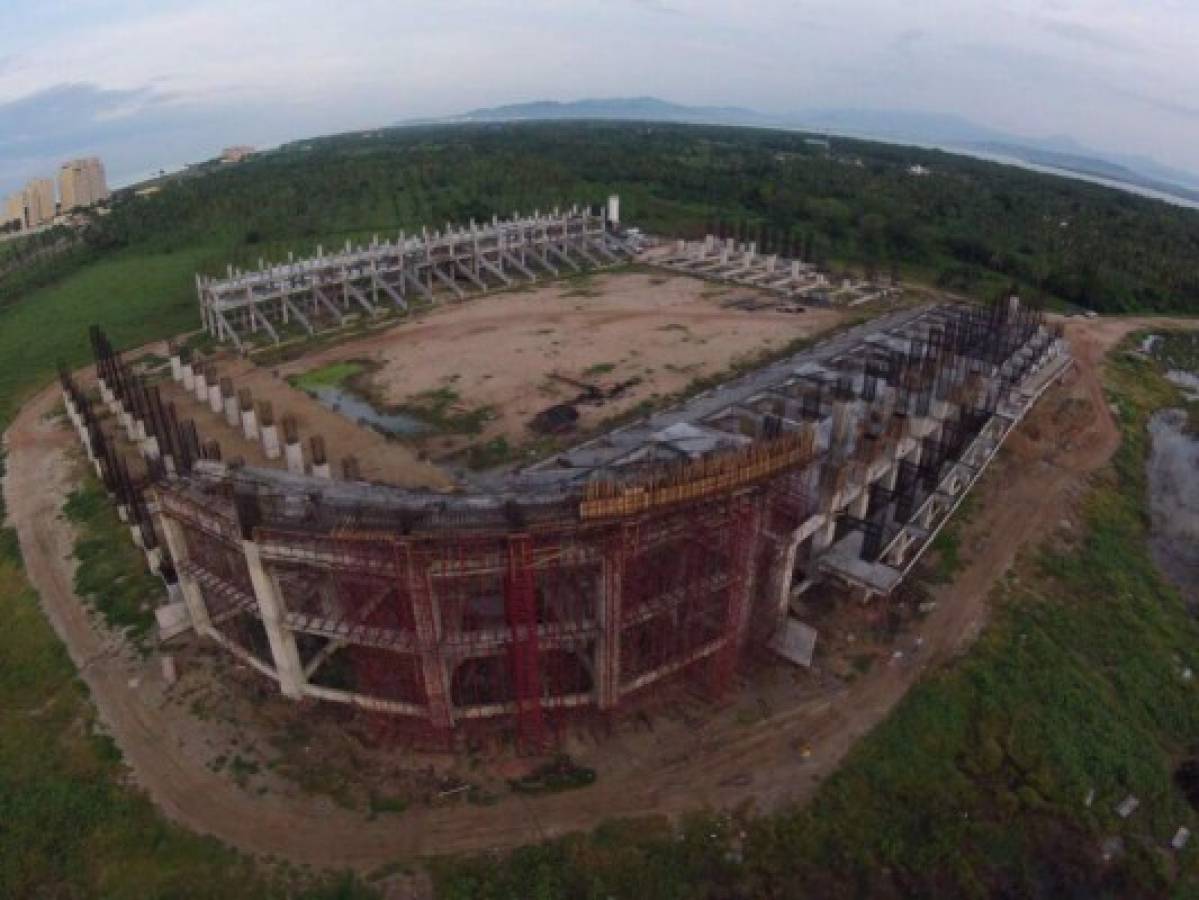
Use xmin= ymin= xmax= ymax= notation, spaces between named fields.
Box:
xmin=143 ymin=345 xmax=452 ymax=489
xmin=273 ymin=271 xmax=848 ymax=457
xmin=4 ymin=314 xmax=1191 ymax=873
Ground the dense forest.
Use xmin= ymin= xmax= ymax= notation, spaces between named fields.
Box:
xmin=51 ymin=120 xmax=1199 ymax=314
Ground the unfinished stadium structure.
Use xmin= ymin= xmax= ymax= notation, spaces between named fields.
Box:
xmin=59 ymin=210 xmax=1071 ymax=752
xmin=196 ymin=197 xmax=632 ymax=349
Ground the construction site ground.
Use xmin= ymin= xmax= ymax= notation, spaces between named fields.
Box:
xmin=134 ymin=342 xmax=452 ymax=489
xmin=5 ymin=314 xmax=1194 ymax=875
xmin=271 ymin=270 xmax=849 ymax=461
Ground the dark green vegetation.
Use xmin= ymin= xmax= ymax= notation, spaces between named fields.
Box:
xmin=50 ymin=120 xmax=1199 ymax=315
xmin=395 ymin=386 xmax=494 ymax=435
xmin=509 ymin=755 xmax=597 ymax=796
xmin=433 ymin=347 xmax=1199 ymax=897
xmin=63 ymin=474 xmax=162 ymax=648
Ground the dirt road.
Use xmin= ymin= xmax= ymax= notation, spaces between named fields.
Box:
xmin=3 ymin=315 xmax=1189 ymax=870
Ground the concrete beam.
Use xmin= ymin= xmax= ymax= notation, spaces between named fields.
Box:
xmin=243 ymin=541 xmax=306 ymax=699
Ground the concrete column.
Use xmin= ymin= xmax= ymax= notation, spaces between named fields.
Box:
xmin=193 ymin=367 xmax=208 ymax=404
xmin=239 ymin=390 xmax=258 ymax=441
xmin=850 ymin=484 xmax=871 ymax=519
xmin=181 ymin=362 xmax=195 ymax=392
xmin=170 ymin=354 xmax=182 ymax=382
xmin=765 ymin=528 xmax=804 ymax=635
xmin=207 ymin=378 xmax=223 ymax=415
xmin=831 ymin=399 xmax=854 ymax=451
xmin=221 ymin=379 xmax=239 ymax=428
xmin=812 ymin=516 xmax=839 ymax=553
xmin=884 ymin=462 xmax=899 ymax=491
xmin=406 ymin=554 xmax=453 ymax=730
xmin=284 ymin=442 xmax=304 ymax=474
xmin=595 ymin=530 xmax=629 ymax=710
xmin=260 ymin=425 xmax=280 ymax=460
xmin=258 ymin=401 xmax=281 ymax=460
xmin=791 ymin=260 xmax=800 ymax=279
xmin=604 ymin=194 xmax=623 ymax=226
xmin=242 ymin=541 xmax=306 ymax=699
xmin=158 ymin=515 xmax=211 ymax=633
xmin=145 ymin=546 xmax=162 ymax=575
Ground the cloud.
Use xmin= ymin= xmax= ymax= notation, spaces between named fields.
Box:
xmin=2 ymin=0 xmax=1199 ymax=183
xmin=0 ymin=83 xmax=172 ymax=152
xmin=1035 ymin=16 xmax=1139 ymax=53
xmin=891 ymin=28 xmax=926 ymax=54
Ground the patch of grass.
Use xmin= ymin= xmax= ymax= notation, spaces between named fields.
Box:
xmin=509 ymin=755 xmax=596 ymax=796
xmin=62 ymin=475 xmax=162 ymax=648
xmin=924 ymin=490 xmax=979 ymax=584
xmin=583 ymin=362 xmax=616 ymax=377
xmin=290 ymin=359 xmax=370 ymax=391
xmin=229 ymin=754 xmax=262 ymax=787
xmin=368 ymin=791 xmax=409 ymax=818
xmin=463 ymin=436 xmax=514 ymax=470
xmin=399 ymin=387 xmax=494 ymax=435
xmin=849 ymin=652 xmax=876 ymax=675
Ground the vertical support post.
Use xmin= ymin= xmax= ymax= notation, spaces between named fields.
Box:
xmin=158 ymin=515 xmax=211 ymax=633
xmin=505 ymin=534 xmax=546 ymax=750
xmin=596 ymin=523 xmax=632 ymax=710
xmin=242 ymin=540 xmax=306 ymax=699
xmin=401 ymin=544 xmax=453 ymax=734
xmin=710 ymin=495 xmax=763 ymax=695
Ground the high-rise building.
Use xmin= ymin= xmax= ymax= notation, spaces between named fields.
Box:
xmin=3 ymin=192 xmax=25 ymax=230
xmin=59 ymin=157 xmax=108 ymax=211
xmin=23 ymin=177 xmax=56 ymax=227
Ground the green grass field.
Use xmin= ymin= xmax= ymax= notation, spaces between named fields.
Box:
xmin=0 ymin=248 xmax=206 ymax=425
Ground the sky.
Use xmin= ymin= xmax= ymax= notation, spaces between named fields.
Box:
xmin=2 ymin=0 xmax=1198 ymax=195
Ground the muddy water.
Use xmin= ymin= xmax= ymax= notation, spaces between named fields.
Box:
xmin=307 ymin=384 xmax=429 ymax=436
xmin=1147 ymin=408 xmax=1199 ymax=610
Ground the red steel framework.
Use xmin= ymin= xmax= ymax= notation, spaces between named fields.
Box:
xmin=158 ymin=432 xmax=820 ymax=750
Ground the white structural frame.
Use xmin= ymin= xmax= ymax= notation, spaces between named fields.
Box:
xmin=196 ymin=199 xmax=632 ymax=349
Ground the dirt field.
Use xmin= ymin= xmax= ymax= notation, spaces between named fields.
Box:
xmin=140 ymin=344 xmax=453 ymax=489
xmin=4 ymin=314 xmax=1193 ymax=876
xmin=274 ymin=271 xmax=848 ymax=457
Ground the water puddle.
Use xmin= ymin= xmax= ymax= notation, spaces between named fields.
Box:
xmin=307 ymin=384 xmax=429 ymax=436
xmin=1147 ymin=408 xmax=1199 ymax=610
xmin=1166 ymin=370 xmax=1199 ymax=401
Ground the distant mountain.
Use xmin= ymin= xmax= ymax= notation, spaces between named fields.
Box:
xmin=792 ymin=107 xmax=1011 ymax=146
xmin=407 ymin=97 xmax=1199 ymax=208
xmin=452 ymin=96 xmax=785 ymax=128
